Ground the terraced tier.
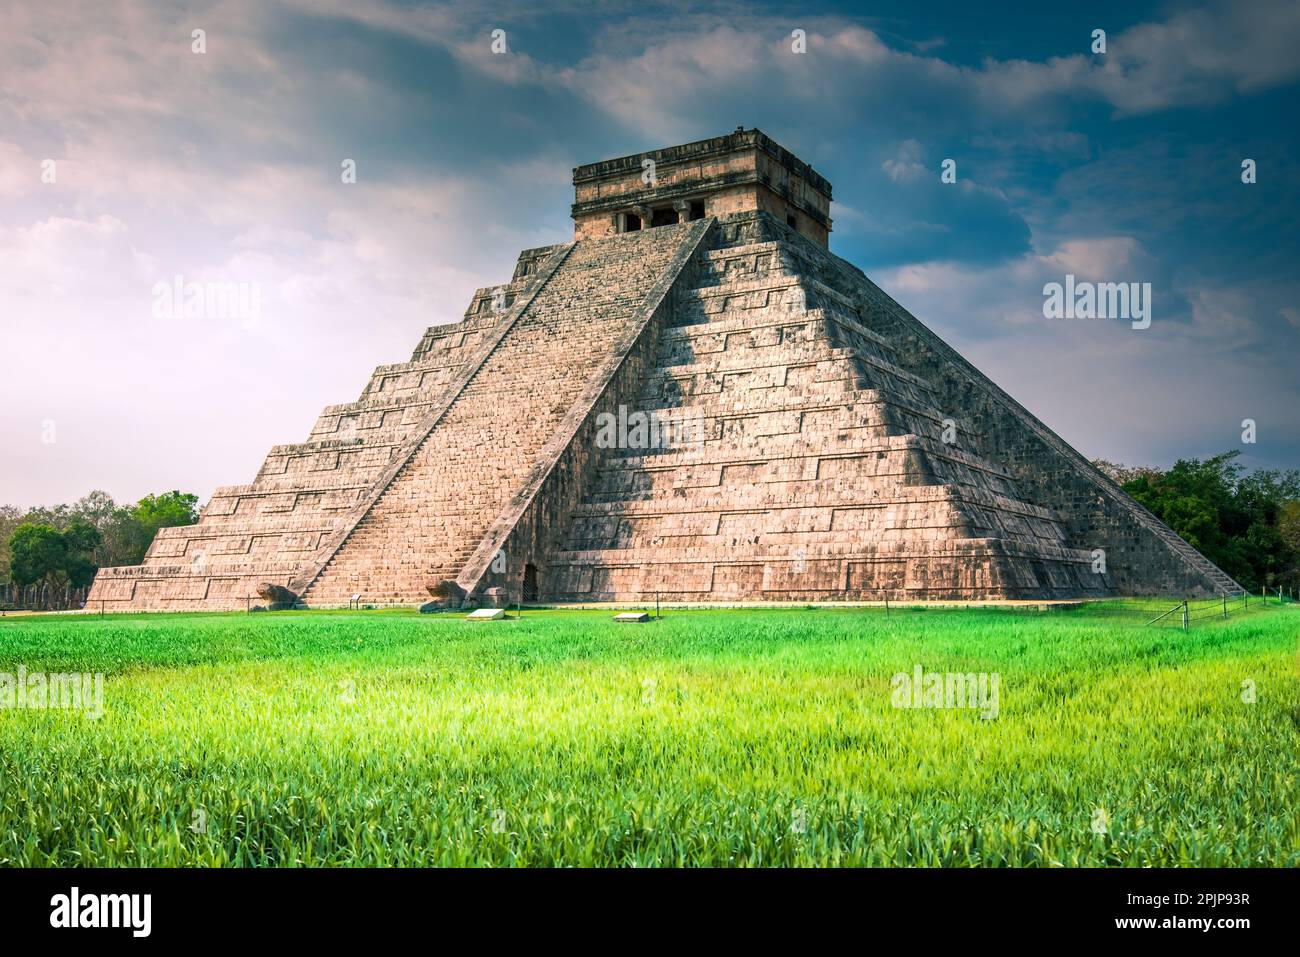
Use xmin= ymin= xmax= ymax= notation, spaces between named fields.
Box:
xmin=299 ymin=222 xmax=708 ymax=605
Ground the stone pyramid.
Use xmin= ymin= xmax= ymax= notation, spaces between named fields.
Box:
xmin=89 ymin=129 xmax=1241 ymax=610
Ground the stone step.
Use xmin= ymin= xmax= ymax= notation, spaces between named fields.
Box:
xmin=301 ymin=223 xmax=703 ymax=604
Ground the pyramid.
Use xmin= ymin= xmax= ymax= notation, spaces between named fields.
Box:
xmin=89 ymin=129 xmax=1242 ymax=610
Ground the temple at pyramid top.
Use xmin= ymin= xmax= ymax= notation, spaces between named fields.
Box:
xmin=571 ymin=127 xmax=833 ymax=247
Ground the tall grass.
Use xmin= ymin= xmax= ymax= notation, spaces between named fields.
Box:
xmin=0 ymin=606 xmax=1295 ymax=866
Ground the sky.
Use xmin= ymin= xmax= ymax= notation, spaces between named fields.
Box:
xmin=1 ymin=0 xmax=1298 ymax=509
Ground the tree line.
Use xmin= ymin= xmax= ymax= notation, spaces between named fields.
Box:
xmin=1095 ymin=451 xmax=1300 ymax=592
xmin=1 ymin=490 xmax=198 ymax=608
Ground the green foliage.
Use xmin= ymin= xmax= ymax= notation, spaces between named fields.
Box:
xmin=1120 ymin=451 xmax=1300 ymax=591
xmin=1280 ymin=500 xmax=1300 ymax=552
xmin=0 ymin=505 xmax=24 ymax=587
xmin=8 ymin=524 xmax=66 ymax=589
xmin=131 ymin=491 xmax=200 ymax=536
xmin=2 ymin=489 xmax=198 ymax=586
xmin=7 ymin=520 xmax=101 ymax=592
xmin=0 ymin=606 xmax=1295 ymax=866
xmin=61 ymin=519 xmax=102 ymax=589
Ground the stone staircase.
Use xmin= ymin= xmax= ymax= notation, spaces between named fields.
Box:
xmin=297 ymin=223 xmax=703 ymax=605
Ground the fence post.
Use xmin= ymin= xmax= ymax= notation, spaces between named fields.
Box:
xmin=1181 ymin=601 xmax=1189 ymax=631
xmin=1223 ymin=595 xmax=1228 ymax=619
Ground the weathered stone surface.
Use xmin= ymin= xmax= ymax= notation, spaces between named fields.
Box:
xmin=614 ymin=612 xmax=650 ymax=622
xmin=572 ymin=128 xmax=832 ymax=248
xmin=87 ymin=129 xmax=1241 ymax=611
xmin=484 ymin=587 xmax=510 ymax=608
xmin=256 ymin=583 xmax=297 ymax=603
xmin=256 ymin=583 xmax=298 ymax=610
xmin=427 ymin=579 xmax=466 ymax=605
xmin=466 ymin=607 xmax=505 ymax=621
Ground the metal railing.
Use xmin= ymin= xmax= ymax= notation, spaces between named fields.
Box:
xmin=856 ymin=590 xmax=1294 ymax=629
xmin=1122 ymin=589 xmax=1292 ymax=629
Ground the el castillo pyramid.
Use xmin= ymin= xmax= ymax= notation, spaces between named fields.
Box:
xmin=89 ymin=129 xmax=1242 ymax=610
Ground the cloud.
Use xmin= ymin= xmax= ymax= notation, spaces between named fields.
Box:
xmin=873 ymin=240 xmax=1300 ymax=466
xmin=552 ymin=5 xmax=1300 ymax=142
xmin=1 ymin=0 xmax=1297 ymax=505
xmin=1041 ymin=237 xmax=1150 ymax=282
xmin=0 ymin=142 xmax=40 ymax=198
xmin=882 ymin=139 xmax=927 ymax=183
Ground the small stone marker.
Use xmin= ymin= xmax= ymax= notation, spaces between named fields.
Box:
xmin=614 ymin=612 xmax=650 ymax=623
xmin=466 ymin=607 xmax=505 ymax=621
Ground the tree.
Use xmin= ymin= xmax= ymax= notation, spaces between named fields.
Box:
xmin=8 ymin=520 xmax=101 ymax=596
xmin=64 ymin=490 xmax=147 ymax=568
xmin=9 ymin=524 xmax=67 ymax=591
xmin=62 ymin=519 xmax=102 ymax=589
xmin=71 ymin=490 xmax=118 ymax=529
xmin=0 ymin=504 xmax=22 ymax=585
xmin=126 ymin=491 xmax=199 ymax=565
xmin=21 ymin=503 xmax=71 ymax=529
xmin=1280 ymin=501 xmax=1300 ymax=587
xmin=1122 ymin=451 xmax=1300 ymax=591
xmin=2 ymin=490 xmax=198 ymax=592
xmin=1092 ymin=459 xmax=1162 ymax=486
xmin=132 ymin=491 xmax=199 ymax=534
xmin=1280 ymin=501 xmax=1300 ymax=552
xmin=97 ymin=507 xmax=148 ymax=567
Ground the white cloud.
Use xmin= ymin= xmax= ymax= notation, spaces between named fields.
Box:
xmin=873 ymin=240 xmax=1299 ymax=465
xmin=882 ymin=139 xmax=927 ymax=183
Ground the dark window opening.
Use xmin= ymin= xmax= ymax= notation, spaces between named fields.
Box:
xmin=522 ymin=563 xmax=539 ymax=603
xmin=689 ymin=200 xmax=705 ymax=221
xmin=651 ymin=207 xmax=677 ymax=228
xmin=625 ymin=213 xmax=641 ymax=232
xmin=786 ymin=213 xmax=798 ymax=229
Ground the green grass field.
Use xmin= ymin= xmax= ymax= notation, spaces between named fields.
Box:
xmin=1 ymin=603 xmax=1296 ymax=866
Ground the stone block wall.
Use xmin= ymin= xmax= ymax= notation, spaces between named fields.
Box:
xmin=538 ymin=223 xmax=1112 ymax=602
xmin=746 ymin=212 xmax=1241 ymax=597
